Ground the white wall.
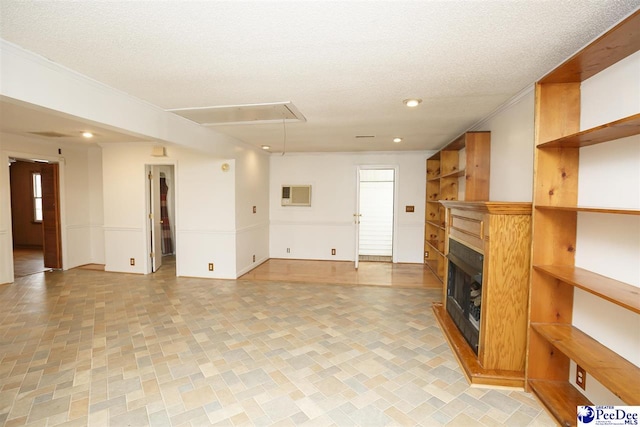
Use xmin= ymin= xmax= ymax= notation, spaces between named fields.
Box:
xmin=101 ymin=143 xmax=244 ymax=279
xmin=571 ymin=50 xmax=640 ymax=403
xmin=471 ymin=88 xmax=535 ymax=202
xmin=0 ymin=134 xmax=100 ymax=284
xmin=235 ymin=148 xmax=270 ymax=276
xmin=269 ymin=151 xmax=430 ymax=263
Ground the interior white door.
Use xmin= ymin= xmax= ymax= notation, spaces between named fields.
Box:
xmin=151 ymin=166 xmax=162 ymax=272
xmin=358 ymin=169 xmax=394 ymax=258
xmin=354 ymin=167 xmax=361 ymax=270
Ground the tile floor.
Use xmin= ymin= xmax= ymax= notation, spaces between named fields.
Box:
xmin=0 ymin=259 xmax=554 ymax=426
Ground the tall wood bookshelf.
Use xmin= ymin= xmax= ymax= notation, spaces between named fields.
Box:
xmin=526 ymin=10 xmax=640 ymax=426
xmin=424 ymin=131 xmax=490 ymax=282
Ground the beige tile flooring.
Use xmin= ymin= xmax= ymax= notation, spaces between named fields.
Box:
xmin=0 ymin=258 xmax=554 ymax=426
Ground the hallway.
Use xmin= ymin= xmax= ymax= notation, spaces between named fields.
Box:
xmin=12 ymin=248 xmax=50 ymax=278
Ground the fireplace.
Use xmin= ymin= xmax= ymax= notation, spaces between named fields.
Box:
xmin=446 ymin=239 xmax=484 ymax=354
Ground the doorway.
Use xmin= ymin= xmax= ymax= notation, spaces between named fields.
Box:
xmin=9 ymin=158 xmax=62 ymax=277
xmin=355 ymin=167 xmax=396 ymax=269
xmin=145 ymin=164 xmax=176 ymax=274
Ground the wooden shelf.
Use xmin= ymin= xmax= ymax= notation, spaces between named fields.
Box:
xmin=425 ymin=220 xmax=445 ymax=230
xmin=531 ymin=323 xmax=640 ymax=404
xmin=534 ymin=265 xmax=640 ymax=314
xmin=528 ymin=11 xmax=640 ymax=425
xmin=433 ymin=303 xmax=524 ymax=388
xmin=535 ymin=205 xmax=639 ymax=215
xmin=539 ymin=10 xmax=640 ymax=84
xmin=538 ymin=113 xmax=640 ymax=148
xmin=441 ymin=169 xmax=466 ymax=179
xmin=442 ymin=201 xmax=532 ymax=215
xmin=529 ymin=380 xmax=592 ymax=427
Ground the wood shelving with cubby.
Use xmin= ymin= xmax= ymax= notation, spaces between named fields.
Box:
xmin=531 ymin=323 xmax=640 ymax=404
xmin=527 ymin=9 xmax=640 ymax=426
xmin=423 ymin=132 xmax=490 ymax=283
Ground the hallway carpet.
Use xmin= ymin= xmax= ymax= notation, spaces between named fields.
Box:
xmin=0 ymin=264 xmax=553 ymax=426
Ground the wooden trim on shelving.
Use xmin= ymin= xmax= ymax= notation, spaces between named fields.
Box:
xmin=534 ymin=265 xmax=640 ymax=314
xmin=539 ymin=9 xmax=640 ymax=84
xmin=535 ymin=205 xmax=640 ymax=215
xmin=529 ymin=380 xmax=592 ymax=427
xmin=440 ymin=201 xmax=532 ymax=215
xmin=538 ymin=113 xmax=640 ymax=148
xmin=531 ymin=323 xmax=640 ymax=404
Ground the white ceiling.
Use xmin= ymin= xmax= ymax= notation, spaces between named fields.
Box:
xmin=1 ymin=1 xmax=638 ymax=153
xmin=0 ymin=97 xmax=150 ymax=145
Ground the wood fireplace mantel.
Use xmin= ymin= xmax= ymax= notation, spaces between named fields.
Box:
xmin=433 ymin=201 xmax=532 ymax=388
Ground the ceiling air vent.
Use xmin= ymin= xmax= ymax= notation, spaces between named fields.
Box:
xmin=167 ymin=102 xmax=306 ymax=126
xmin=28 ymin=131 xmax=72 ymax=138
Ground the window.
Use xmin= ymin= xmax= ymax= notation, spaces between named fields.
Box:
xmin=32 ymin=172 xmax=42 ymax=222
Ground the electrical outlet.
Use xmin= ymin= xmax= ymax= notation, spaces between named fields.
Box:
xmin=130 ymin=258 xmax=135 ymax=266
xmin=253 ymin=206 xmax=256 ymax=214
xmin=253 ymin=254 xmax=256 ymax=262
xmin=286 ymin=248 xmax=290 ymax=253
xmin=331 ymin=248 xmax=336 ymax=255
xmin=576 ymin=365 xmax=586 ymax=390
xmin=208 ymin=263 xmax=214 ymax=271
xmin=425 ymin=251 xmax=429 ymax=258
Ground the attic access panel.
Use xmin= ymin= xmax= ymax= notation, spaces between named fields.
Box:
xmin=167 ymin=102 xmax=306 ymax=126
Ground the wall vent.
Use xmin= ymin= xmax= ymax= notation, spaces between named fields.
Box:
xmin=28 ymin=131 xmax=72 ymax=138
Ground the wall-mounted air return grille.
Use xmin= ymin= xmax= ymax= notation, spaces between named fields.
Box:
xmin=168 ymin=102 xmax=306 ymax=126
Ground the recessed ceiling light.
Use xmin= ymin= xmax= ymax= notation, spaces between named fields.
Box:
xmin=403 ymin=98 xmax=422 ymax=107
xmin=393 ymin=137 xmax=403 ymax=143
xmin=82 ymin=131 xmax=94 ymax=138
xmin=261 ymin=145 xmax=271 ymax=150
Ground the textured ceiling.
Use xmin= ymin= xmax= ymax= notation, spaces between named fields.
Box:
xmin=1 ymin=1 xmax=638 ymax=152
xmin=0 ymin=97 xmax=150 ymax=145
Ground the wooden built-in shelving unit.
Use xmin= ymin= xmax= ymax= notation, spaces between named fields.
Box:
xmin=424 ymin=132 xmax=490 ymax=282
xmin=527 ymin=9 xmax=640 ymax=427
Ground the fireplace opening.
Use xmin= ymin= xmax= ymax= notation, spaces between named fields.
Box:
xmin=446 ymin=239 xmax=484 ymax=354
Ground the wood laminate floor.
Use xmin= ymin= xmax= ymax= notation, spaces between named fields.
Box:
xmin=12 ymin=248 xmax=51 ymax=277
xmin=241 ymin=259 xmax=442 ymax=289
